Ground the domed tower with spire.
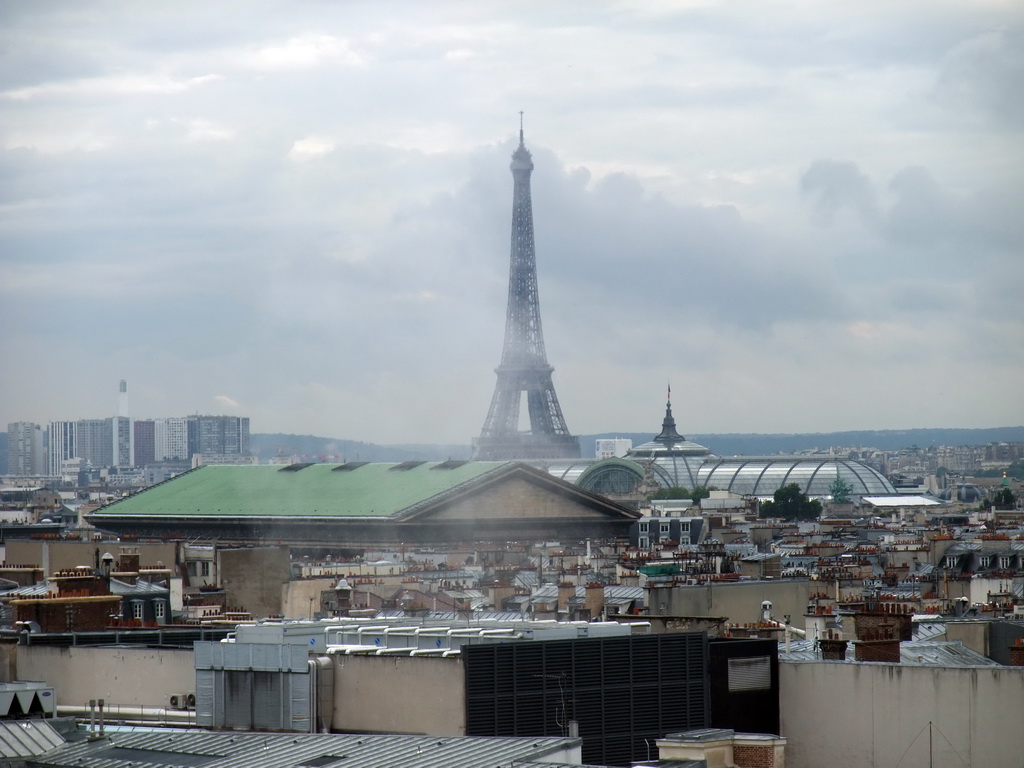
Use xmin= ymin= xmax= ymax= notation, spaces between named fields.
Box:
xmin=473 ymin=115 xmax=580 ymax=461
xmin=626 ymin=385 xmax=716 ymax=488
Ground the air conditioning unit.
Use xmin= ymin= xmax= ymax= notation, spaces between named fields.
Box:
xmin=185 ymin=692 xmax=196 ymax=710
xmin=168 ymin=693 xmax=192 ymax=710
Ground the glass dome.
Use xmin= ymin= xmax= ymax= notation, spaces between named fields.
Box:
xmin=547 ymin=396 xmax=898 ymax=500
xmin=576 ymin=458 xmax=646 ymax=495
xmin=623 ymin=397 xmax=716 ymax=488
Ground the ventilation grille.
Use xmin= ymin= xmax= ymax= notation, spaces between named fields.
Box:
xmin=727 ymin=655 xmax=771 ymax=691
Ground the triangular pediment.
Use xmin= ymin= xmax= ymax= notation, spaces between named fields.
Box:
xmin=399 ymin=464 xmax=640 ymax=523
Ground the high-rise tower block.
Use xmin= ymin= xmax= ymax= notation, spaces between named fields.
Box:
xmin=473 ymin=120 xmax=580 ymax=461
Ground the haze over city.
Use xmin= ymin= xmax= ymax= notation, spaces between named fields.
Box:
xmin=1 ymin=1 xmax=1021 ymax=445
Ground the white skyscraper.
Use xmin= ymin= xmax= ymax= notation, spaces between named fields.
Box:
xmin=155 ymin=417 xmax=190 ymax=461
xmin=113 ymin=380 xmax=133 ymax=467
xmin=7 ymin=422 xmax=45 ymax=476
xmin=47 ymin=420 xmax=78 ymax=475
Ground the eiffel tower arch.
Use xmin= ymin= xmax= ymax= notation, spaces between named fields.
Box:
xmin=473 ymin=120 xmax=581 ymax=461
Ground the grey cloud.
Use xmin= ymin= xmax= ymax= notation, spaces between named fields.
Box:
xmin=934 ymin=27 xmax=1024 ymax=129
xmin=800 ymin=159 xmax=878 ymax=225
xmin=1 ymin=1 xmax=1020 ymax=440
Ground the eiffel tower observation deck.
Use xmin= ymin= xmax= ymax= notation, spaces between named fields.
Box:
xmin=473 ymin=119 xmax=581 ymax=461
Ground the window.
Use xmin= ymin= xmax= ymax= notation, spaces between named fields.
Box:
xmin=639 ymin=536 xmax=649 ymax=549
xmin=639 ymin=522 xmax=648 ymax=533
xmin=728 ymin=656 xmax=771 ymax=692
xmin=979 ymin=555 xmax=992 ymax=568
xmin=1000 ymin=555 xmax=1013 ymax=570
xmin=660 ymin=523 xmax=670 ymax=535
xmin=155 ymin=601 xmax=166 ymax=623
xmin=186 ymin=562 xmax=197 ymax=577
xmin=132 ymin=601 xmax=144 ymax=620
xmin=200 ymin=561 xmax=210 ymax=577
xmin=944 ymin=555 xmax=958 ymax=569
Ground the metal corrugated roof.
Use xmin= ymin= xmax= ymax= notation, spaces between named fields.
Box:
xmin=0 ymin=583 xmax=51 ymax=598
xmin=89 ymin=462 xmax=512 ymax=519
xmin=109 ymin=579 xmax=168 ymax=596
xmin=31 ymin=730 xmax=581 ymax=768
xmin=0 ymin=719 xmax=64 ymax=758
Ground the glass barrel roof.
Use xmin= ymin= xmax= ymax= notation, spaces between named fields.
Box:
xmin=542 ymin=398 xmax=898 ymax=499
xmin=696 ymin=457 xmax=896 ymax=497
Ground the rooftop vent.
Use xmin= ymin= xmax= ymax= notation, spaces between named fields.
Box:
xmin=331 ymin=460 xmax=368 ymax=473
xmin=390 ymin=461 xmax=426 ymax=471
xmin=432 ymin=460 xmax=469 ymax=470
xmin=300 ymin=757 xmax=346 ymax=768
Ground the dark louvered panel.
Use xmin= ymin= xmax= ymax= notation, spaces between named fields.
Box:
xmin=464 ymin=632 xmax=711 ymax=767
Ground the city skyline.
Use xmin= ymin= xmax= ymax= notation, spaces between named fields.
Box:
xmin=1 ymin=2 xmax=1021 ymax=445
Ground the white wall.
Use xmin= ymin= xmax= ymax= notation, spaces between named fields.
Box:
xmin=17 ymin=645 xmax=195 ymax=709
xmin=780 ymin=661 xmax=1024 ymax=768
xmin=332 ymin=654 xmax=465 ymax=735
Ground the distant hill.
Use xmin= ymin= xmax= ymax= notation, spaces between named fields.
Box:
xmin=1 ymin=427 xmax=1020 ymax=476
xmin=589 ymin=427 xmax=1024 ymax=457
xmin=250 ymin=427 xmax=1024 ymax=463
xmin=249 ymin=433 xmax=472 ymax=463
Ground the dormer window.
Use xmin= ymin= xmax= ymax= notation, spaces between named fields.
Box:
xmin=944 ymin=555 xmax=958 ymax=569
xmin=999 ymin=555 xmax=1014 ymax=570
xmin=979 ymin=555 xmax=992 ymax=568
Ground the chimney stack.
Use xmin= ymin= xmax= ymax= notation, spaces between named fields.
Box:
xmin=1009 ymin=637 xmax=1024 ymax=667
xmin=853 ymin=627 xmax=901 ymax=663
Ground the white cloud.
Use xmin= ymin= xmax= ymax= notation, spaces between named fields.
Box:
xmin=237 ymin=34 xmax=366 ymax=71
xmin=1 ymin=73 xmax=222 ymax=101
xmin=289 ymin=136 xmax=337 ymax=159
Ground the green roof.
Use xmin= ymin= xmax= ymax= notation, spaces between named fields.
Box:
xmin=98 ymin=462 xmax=513 ymax=518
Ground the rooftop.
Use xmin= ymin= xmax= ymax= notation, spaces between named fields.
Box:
xmin=30 ymin=730 xmax=584 ymax=768
xmin=90 ymin=462 xmax=513 ymax=519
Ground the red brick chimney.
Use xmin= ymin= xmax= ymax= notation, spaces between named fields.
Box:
xmin=557 ymin=583 xmax=576 ymax=614
xmin=819 ymin=638 xmax=849 ymax=660
xmin=1009 ymin=637 xmax=1024 ymax=667
xmin=853 ymin=628 xmax=901 ymax=663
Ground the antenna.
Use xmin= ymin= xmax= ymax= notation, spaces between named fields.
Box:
xmin=518 ymin=110 xmax=524 ymax=143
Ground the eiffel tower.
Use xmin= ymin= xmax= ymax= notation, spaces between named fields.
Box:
xmin=473 ymin=118 xmax=581 ymax=461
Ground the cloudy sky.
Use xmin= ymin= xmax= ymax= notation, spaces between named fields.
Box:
xmin=1 ymin=1 xmax=1021 ymax=446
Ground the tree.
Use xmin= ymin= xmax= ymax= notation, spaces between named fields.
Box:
xmin=828 ymin=476 xmax=853 ymax=504
xmin=993 ymin=486 xmax=1017 ymax=508
xmin=691 ymin=485 xmax=715 ymax=501
xmin=760 ymin=483 xmax=822 ymax=521
xmin=648 ymin=486 xmax=692 ymax=500
xmin=648 ymin=485 xmax=717 ymax=502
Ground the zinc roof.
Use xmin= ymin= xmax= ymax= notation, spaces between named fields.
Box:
xmin=780 ymin=639 xmax=1002 ymax=666
xmin=92 ymin=462 xmax=512 ymax=519
xmin=31 ymin=730 xmax=580 ymax=768
xmin=0 ymin=719 xmax=64 ymax=758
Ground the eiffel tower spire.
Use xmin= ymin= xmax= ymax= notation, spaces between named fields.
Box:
xmin=473 ymin=119 xmax=580 ymax=461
